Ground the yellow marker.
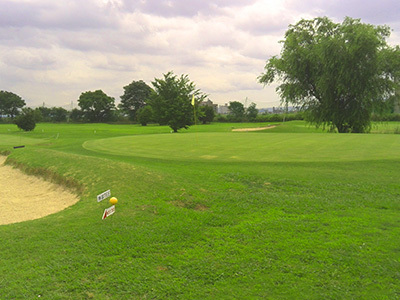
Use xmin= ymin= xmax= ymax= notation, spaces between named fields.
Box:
xmin=110 ymin=197 xmax=118 ymax=205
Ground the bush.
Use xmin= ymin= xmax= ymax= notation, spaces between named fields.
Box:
xmin=371 ymin=113 xmax=400 ymax=122
xmin=14 ymin=108 xmax=36 ymax=131
xmin=137 ymin=105 xmax=154 ymax=126
xmin=215 ymin=114 xmax=228 ymax=122
xmin=255 ymin=112 xmax=304 ymax=122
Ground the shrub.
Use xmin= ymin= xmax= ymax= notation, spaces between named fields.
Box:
xmin=14 ymin=108 xmax=36 ymax=131
xmin=137 ymin=105 xmax=154 ymax=126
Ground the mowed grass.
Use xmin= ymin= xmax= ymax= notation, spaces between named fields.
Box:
xmin=0 ymin=121 xmax=399 ymax=299
xmin=83 ymin=132 xmax=399 ymax=162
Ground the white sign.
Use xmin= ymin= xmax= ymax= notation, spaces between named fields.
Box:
xmin=102 ymin=205 xmax=115 ymax=220
xmin=97 ymin=189 xmax=111 ymax=202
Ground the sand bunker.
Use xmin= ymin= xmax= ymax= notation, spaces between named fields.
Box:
xmin=0 ymin=156 xmax=79 ymax=225
xmin=232 ymin=125 xmax=276 ymax=132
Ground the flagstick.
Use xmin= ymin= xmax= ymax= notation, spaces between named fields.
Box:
xmin=192 ymin=95 xmax=198 ymax=147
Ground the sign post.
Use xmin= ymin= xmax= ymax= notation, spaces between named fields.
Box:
xmin=102 ymin=205 xmax=115 ymax=220
xmin=97 ymin=190 xmax=111 ymax=202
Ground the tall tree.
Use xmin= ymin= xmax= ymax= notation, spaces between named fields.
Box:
xmin=259 ymin=17 xmax=400 ymax=133
xmin=150 ymin=71 xmax=205 ymax=132
xmin=0 ymin=90 xmax=26 ymax=118
xmin=199 ymin=105 xmax=215 ymax=124
xmin=50 ymin=107 xmax=68 ymax=122
xmin=120 ymin=80 xmax=153 ymax=121
xmin=78 ymin=90 xmax=115 ymax=122
xmin=246 ymin=102 xmax=258 ymax=121
xmin=228 ymin=101 xmax=245 ymax=122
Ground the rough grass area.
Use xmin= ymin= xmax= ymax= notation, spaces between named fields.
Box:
xmin=0 ymin=121 xmax=399 ymax=299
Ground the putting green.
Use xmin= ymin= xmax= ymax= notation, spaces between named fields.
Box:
xmin=0 ymin=134 xmax=45 ymax=146
xmin=82 ymin=132 xmax=400 ymax=162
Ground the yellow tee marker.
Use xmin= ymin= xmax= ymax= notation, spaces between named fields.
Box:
xmin=109 ymin=197 xmax=118 ymax=205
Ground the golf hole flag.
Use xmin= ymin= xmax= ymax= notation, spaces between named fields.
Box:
xmin=191 ymin=94 xmax=195 ymax=106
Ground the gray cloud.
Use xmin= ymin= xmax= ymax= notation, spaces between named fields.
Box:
xmin=285 ymin=0 xmax=400 ymax=25
xmin=1 ymin=0 xmax=399 ymax=108
xmin=2 ymin=49 xmax=56 ymax=70
xmin=120 ymin=0 xmax=258 ymax=17
xmin=0 ymin=0 xmax=119 ymax=30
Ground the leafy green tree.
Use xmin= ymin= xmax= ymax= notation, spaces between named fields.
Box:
xmin=246 ymin=102 xmax=258 ymax=121
xmin=14 ymin=108 xmax=36 ymax=131
xmin=70 ymin=108 xmax=84 ymax=122
xmin=0 ymin=91 xmax=26 ymax=118
xmin=150 ymin=72 xmax=204 ymax=132
xmin=36 ymin=107 xmax=51 ymax=122
xmin=78 ymin=90 xmax=116 ymax=122
xmin=120 ymin=80 xmax=153 ymax=121
xmin=259 ymin=17 xmax=400 ymax=133
xmin=228 ymin=101 xmax=245 ymax=122
xmin=50 ymin=107 xmax=68 ymax=122
xmin=136 ymin=105 xmax=154 ymax=126
xmin=198 ymin=105 xmax=215 ymax=124
xmin=36 ymin=106 xmax=68 ymax=122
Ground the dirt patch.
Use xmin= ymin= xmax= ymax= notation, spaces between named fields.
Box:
xmin=232 ymin=125 xmax=276 ymax=132
xmin=0 ymin=156 xmax=79 ymax=225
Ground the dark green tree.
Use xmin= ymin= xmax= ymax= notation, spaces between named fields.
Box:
xmin=136 ymin=105 xmax=154 ymax=126
xmin=228 ymin=101 xmax=245 ymax=122
xmin=14 ymin=108 xmax=36 ymax=131
xmin=198 ymin=105 xmax=215 ymax=124
xmin=259 ymin=17 xmax=400 ymax=133
xmin=50 ymin=107 xmax=68 ymax=122
xmin=119 ymin=80 xmax=153 ymax=121
xmin=69 ymin=108 xmax=84 ymax=122
xmin=36 ymin=107 xmax=51 ymax=122
xmin=0 ymin=91 xmax=26 ymax=118
xmin=246 ymin=102 xmax=258 ymax=121
xmin=78 ymin=90 xmax=116 ymax=122
xmin=150 ymin=72 xmax=205 ymax=132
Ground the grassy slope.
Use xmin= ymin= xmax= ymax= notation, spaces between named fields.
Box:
xmin=0 ymin=121 xmax=399 ymax=299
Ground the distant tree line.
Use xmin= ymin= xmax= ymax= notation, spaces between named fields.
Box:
xmin=3 ymin=17 xmax=400 ymax=135
xmin=0 ymin=71 xmax=215 ymax=132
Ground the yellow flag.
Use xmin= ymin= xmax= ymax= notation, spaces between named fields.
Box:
xmin=191 ymin=94 xmax=195 ymax=106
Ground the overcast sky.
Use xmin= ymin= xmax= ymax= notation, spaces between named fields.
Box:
xmin=1 ymin=0 xmax=399 ymax=109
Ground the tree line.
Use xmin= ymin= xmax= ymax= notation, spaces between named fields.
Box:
xmin=0 ymin=72 xmax=217 ymax=132
xmin=2 ymin=17 xmax=399 ymax=133
xmin=1 ymin=71 xmax=265 ymax=132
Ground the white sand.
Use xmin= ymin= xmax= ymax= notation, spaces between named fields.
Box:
xmin=0 ymin=156 xmax=79 ymax=225
xmin=231 ymin=125 xmax=276 ymax=132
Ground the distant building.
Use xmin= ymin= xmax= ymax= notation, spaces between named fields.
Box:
xmin=217 ymin=103 xmax=230 ymax=115
xmin=259 ymin=106 xmax=299 ymax=114
xmin=199 ymin=99 xmax=218 ymax=113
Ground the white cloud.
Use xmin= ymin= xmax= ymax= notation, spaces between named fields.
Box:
xmin=1 ymin=0 xmax=398 ymax=109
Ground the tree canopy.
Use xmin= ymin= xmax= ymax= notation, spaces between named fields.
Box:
xmin=0 ymin=90 xmax=26 ymax=118
xmin=228 ymin=101 xmax=245 ymax=122
xmin=259 ymin=17 xmax=400 ymax=133
xmin=150 ymin=71 xmax=205 ymax=132
xmin=78 ymin=90 xmax=116 ymax=122
xmin=14 ymin=108 xmax=36 ymax=131
xmin=198 ymin=105 xmax=215 ymax=124
xmin=119 ymin=80 xmax=153 ymax=121
xmin=246 ymin=102 xmax=258 ymax=121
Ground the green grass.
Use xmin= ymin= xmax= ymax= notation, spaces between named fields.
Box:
xmin=0 ymin=121 xmax=399 ymax=299
xmin=83 ymin=132 xmax=399 ymax=162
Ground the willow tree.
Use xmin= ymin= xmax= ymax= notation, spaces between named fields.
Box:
xmin=259 ymin=17 xmax=400 ymax=133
